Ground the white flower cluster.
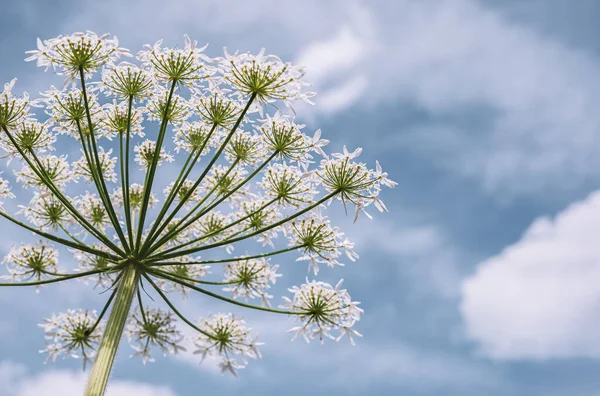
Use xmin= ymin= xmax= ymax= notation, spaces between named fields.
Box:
xmin=40 ymin=309 xmax=104 ymax=368
xmin=126 ymin=307 xmax=186 ymax=364
xmin=193 ymin=313 xmax=262 ymax=376
xmin=0 ymin=32 xmax=396 ymax=381
xmin=282 ymin=279 xmax=363 ymax=344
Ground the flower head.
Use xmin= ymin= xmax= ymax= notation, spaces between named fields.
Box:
xmin=282 ymin=279 xmax=363 ymax=344
xmin=126 ymin=307 xmax=186 ymax=364
xmin=26 ymin=32 xmax=129 ymax=81
xmin=134 ymin=139 xmax=174 ymax=169
xmin=102 ymin=62 xmax=155 ymax=100
xmin=3 ymin=241 xmax=59 ymax=288
xmin=0 ymin=79 xmax=31 ymax=129
xmin=40 ymin=309 xmax=103 ymax=368
xmin=223 ymin=48 xmax=311 ymax=105
xmin=138 ymin=35 xmax=212 ymax=86
xmin=223 ymin=258 xmax=281 ymax=306
xmin=193 ymin=313 xmax=262 ymax=376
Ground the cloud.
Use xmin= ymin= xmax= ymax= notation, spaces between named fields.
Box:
xmin=0 ymin=361 xmax=177 ymax=396
xmin=460 ymin=190 xmax=600 ymax=359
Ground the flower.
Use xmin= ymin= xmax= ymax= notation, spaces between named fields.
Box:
xmin=15 ymin=155 xmax=72 ymax=191
xmin=193 ymin=313 xmax=262 ymax=376
xmin=39 ymin=309 xmax=104 ymax=368
xmin=223 ymin=257 xmax=281 ymax=306
xmin=112 ymin=183 xmax=158 ymax=211
xmin=0 ymin=79 xmax=31 ymax=129
xmin=3 ymin=242 xmax=60 ymax=287
xmin=155 ymin=257 xmax=210 ymax=297
xmin=0 ymin=33 xmax=397 ymax=385
xmin=137 ymin=35 xmax=212 ymax=86
xmin=126 ymin=307 xmax=186 ymax=364
xmin=145 ymin=88 xmax=190 ymax=124
xmin=173 ymin=121 xmax=219 ymax=153
xmin=281 ymin=279 xmax=363 ymax=344
xmin=134 ymin=139 xmax=174 ymax=169
xmin=72 ymin=148 xmax=117 ymax=183
xmin=101 ymin=101 xmax=145 ymax=137
xmin=18 ymin=193 xmax=72 ymax=231
xmin=260 ymin=162 xmax=318 ymax=207
xmin=77 ymin=193 xmax=111 ymax=231
xmin=0 ymin=120 xmax=55 ymax=160
xmin=222 ymin=48 xmax=312 ymax=105
xmin=73 ymin=246 xmax=117 ymax=289
xmin=26 ymin=32 xmax=130 ymax=82
xmin=102 ymin=62 xmax=155 ymax=100
xmin=193 ymin=92 xmax=242 ymax=127
xmin=287 ymin=215 xmax=357 ymax=275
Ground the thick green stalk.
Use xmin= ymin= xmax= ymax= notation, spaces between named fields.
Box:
xmin=85 ymin=264 xmax=140 ymax=396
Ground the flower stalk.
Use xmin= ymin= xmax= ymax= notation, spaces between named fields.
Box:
xmin=85 ymin=262 xmax=140 ymax=396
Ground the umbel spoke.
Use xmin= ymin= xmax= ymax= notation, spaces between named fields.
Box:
xmin=0 ymin=31 xmax=395 ymax=394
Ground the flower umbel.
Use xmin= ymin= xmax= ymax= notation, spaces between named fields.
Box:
xmin=0 ymin=33 xmax=395 ymax=395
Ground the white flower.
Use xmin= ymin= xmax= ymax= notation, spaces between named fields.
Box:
xmin=101 ymin=62 xmax=155 ymax=100
xmin=134 ymin=139 xmax=174 ymax=169
xmin=0 ymin=78 xmax=31 ymax=129
xmin=260 ymin=162 xmax=318 ymax=207
xmin=0 ymin=120 xmax=55 ymax=160
xmin=281 ymin=279 xmax=363 ymax=344
xmin=193 ymin=313 xmax=262 ymax=376
xmin=101 ymin=101 xmax=145 ymax=137
xmin=173 ymin=121 xmax=220 ymax=153
xmin=73 ymin=246 xmax=117 ymax=289
xmin=126 ymin=307 xmax=186 ymax=364
xmin=199 ymin=165 xmax=249 ymax=203
xmin=223 ymin=257 xmax=281 ymax=306
xmin=137 ymin=35 xmax=212 ymax=86
xmin=145 ymin=88 xmax=190 ymax=124
xmin=155 ymin=257 xmax=210 ymax=297
xmin=221 ymin=48 xmax=312 ymax=105
xmin=39 ymin=309 xmax=104 ymax=368
xmin=163 ymin=179 xmax=201 ymax=207
xmin=18 ymin=193 xmax=73 ymax=231
xmin=3 ymin=241 xmax=59 ymax=288
xmin=76 ymin=193 xmax=111 ymax=231
xmin=193 ymin=91 xmax=242 ymax=127
xmin=287 ymin=215 xmax=356 ymax=275
xmin=112 ymin=183 xmax=159 ymax=212
xmin=15 ymin=154 xmax=72 ymax=190
xmin=25 ymin=32 xmax=130 ymax=82
xmin=72 ymin=148 xmax=117 ymax=183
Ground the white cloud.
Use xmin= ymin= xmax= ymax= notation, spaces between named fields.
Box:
xmin=0 ymin=361 xmax=177 ymax=396
xmin=460 ymin=190 xmax=600 ymax=359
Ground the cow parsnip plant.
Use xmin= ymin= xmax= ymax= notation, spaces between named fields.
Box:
xmin=0 ymin=32 xmax=396 ymax=395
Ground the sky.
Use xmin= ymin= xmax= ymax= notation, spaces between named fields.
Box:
xmin=1 ymin=0 xmax=600 ymax=395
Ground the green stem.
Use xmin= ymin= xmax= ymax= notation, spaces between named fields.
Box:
xmin=85 ymin=264 xmax=140 ymax=396
xmin=0 ymin=211 xmax=119 ymax=261
xmin=135 ymin=82 xmax=177 ymax=253
xmin=79 ymin=68 xmax=131 ymax=253
xmin=140 ymin=94 xmax=256 ymax=256
xmin=147 ymin=244 xmax=304 ymax=266
xmin=151 ymin=192 xmax=336 ymax=261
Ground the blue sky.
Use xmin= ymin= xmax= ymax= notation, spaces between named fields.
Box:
xmin=2 ymin=0 xmax=600 ymax=395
